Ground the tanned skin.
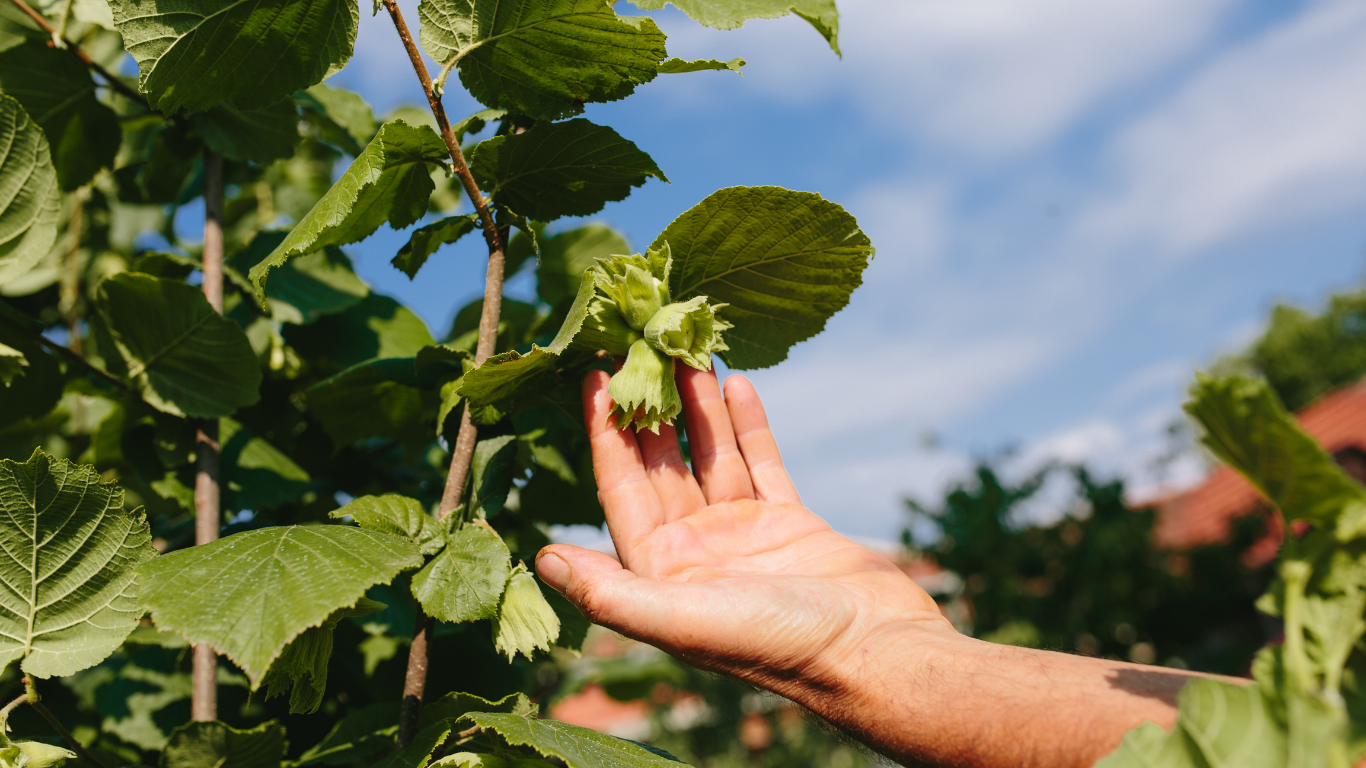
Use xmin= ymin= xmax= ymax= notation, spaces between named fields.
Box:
xmin=536 ymin=367 xmax=1202 ymax=768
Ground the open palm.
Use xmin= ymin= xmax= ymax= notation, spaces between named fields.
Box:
xmin=536 ymin=366 xmax=952 ymax=694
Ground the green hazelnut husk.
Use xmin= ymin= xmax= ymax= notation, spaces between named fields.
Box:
xmin=608 ymin=339 xmax=682 ymax=434
xmin=643 ymin=296 xmax=731 ymax=371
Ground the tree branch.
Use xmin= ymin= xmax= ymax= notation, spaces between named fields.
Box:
xmin=4 ymin=0 xmax=151 ymax=109
xmin=191 ymin=149 xmax=224 ymax=723
xmin=0 ymin=308 xmax=134 ymax=396
xmin=380 ymin=0 xmax=510 ymax=747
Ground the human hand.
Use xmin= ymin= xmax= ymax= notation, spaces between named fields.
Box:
xmin=535 ymin=366 xmax=954 ymax=702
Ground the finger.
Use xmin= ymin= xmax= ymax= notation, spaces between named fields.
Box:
xmin=536 ymin=544 xmax=718 ymax=655
xmin=678 ymin=365 xmax=755 ymax=504
xmin=583 ymin=370 xmax=664 ymax=567
xmin=723 ymin=375 xmax=802 ymax=505
xmin=635 ymin=422 xmax=707 ymax=522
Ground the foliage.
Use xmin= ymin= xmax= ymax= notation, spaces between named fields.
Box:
xmin=909 ymin=463 xmax=1272 ymax=674
xmin=0 ymin=0 xmax=872 ymax=764
xmin=1218 ymin=290 xmax=1366 ymax=411
xmin=1093 ymin=374 xmax=1366 ymax=765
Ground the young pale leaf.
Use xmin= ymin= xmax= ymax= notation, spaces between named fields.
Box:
xmin=307 ymin=359 xmax=437 ymax=448
xmin=190 ymin=101 xmax=300 ymax=164
xmin=492 ymin=565 xmax=560 ymax=661
xmin=298 ymin=84 xmax=378 ymax=156
xmin=531 ymin=224 xmax=630 ymax=306
xmin=0 ymin=341 xmax=24 ymax=385
xmin=96 ymin=273 xmax=262 ymax=418
xmin=1185 ymin=374 xmax=1366 ymax=531
xmin=111 ymin=0 xmax=358 ymax=115
xmin=628 ymin=0 xmax=838 ymax=53
xmin=411 ymin=523 xmax=511 ymax=623
xmin=0 ymin=42 xmax=120 ymax=190
xmin=419 ymin=0 xmax=666 ymax=121
xmin=393 ymin=214 xmax=479 ymax=279
xmin=162 ymin=721 xmax=286 ymax=768
xmin=259 ymin=597 xmax=384 ymax=714
xmin=460 ymin=711 xmax=686 ymax=767
xmin=0 ymin=95 xmax=59 ymax=286
xmin=653 ymin=186 xmax=872 ymax=369
xmin=469 ymin=119 xmax=666 ymax=222
xmin=229 ymin=233 xmax=369 ymax=325
xmin=139 ymin=525 xmax=422 ymax=685
xmin=0 ymin=449 xmax=157 ymax=678
xmin=220 ymin=418 xmax=311 ymax=511
xmin=658 ymin=57 xmax=745 ymax=74
xmin=249 ymin=120 xmax=449 ymax=306
xmin=332 ymin=494 xmax=441 ymax=553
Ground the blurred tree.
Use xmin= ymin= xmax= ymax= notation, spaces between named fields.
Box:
xmin=908 ymin=465 xmax=1271 ymax=675
xmin=1220 ymin=290 xmax=1366 ymax=411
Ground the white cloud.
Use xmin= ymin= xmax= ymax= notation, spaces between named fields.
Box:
xmin=1078 ymin=0 xmax=1366 ymax=255
xmin=658 ymin=0 xmax=1233 ymax=156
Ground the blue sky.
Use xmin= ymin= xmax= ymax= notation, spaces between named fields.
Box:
xmin=318 ymin=0 xmax=1366 ymax=540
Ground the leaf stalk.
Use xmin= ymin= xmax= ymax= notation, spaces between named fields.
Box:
xmin=22 ymin=680 xmax=111 ymax=768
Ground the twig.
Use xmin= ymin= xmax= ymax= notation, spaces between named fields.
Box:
xmin=5 ymin=0 xmax=150 ymax=109
xmin=0 ymin=692 xmax=27 ymax=724
xmin=0 ymin=310 xmax=133 ymax=395
xmin=191 ymin=149 xmax=223 ymax=723
xmin=23 ymin=681 xmax=111 ymax=768
xmin=381 ymin=0 xmax=512 ymax=748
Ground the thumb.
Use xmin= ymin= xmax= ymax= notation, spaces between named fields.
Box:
xmin=535 ymin=544 xmax=675 ymax=641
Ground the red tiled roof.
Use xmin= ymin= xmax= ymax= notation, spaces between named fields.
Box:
xmin=1152 ymin=379 xmax=1366 ymax=558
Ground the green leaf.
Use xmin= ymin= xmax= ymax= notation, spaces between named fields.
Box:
xmin=298 ymin=84 xmax=378 ymax=156
xmin=393 ymin=214 xmax=479 ymax=279
xmin=370 ymin=720 xmax=451 ymax=768
xmin=0 ymin=323 xmax=59 ymax=427
xmin=658 ymin=57 xmax=745 ymax=74
xmin=420 ymin=692 xmax=533 ymax=729
xmin=469 ymin=119 xmax=666 ymax=222
xmin=286 ymin=293 xmax=435 ymax=371
xmin=95 ymin=273 xmax=262 ymax=418
xmin=450 ymin=108 xmax=505 ymax=143
xmin=653 ymin=186 xmax=872 ymax=369
xmin=0 ymin=341 xmax=23 ymax=385
xmin=471 ymin=435 xmax=518 ymax=516
xmin=332 ymin=494 xmax=444 ymax=556
xmin=527 ymin=224 xmax=630 ymax=306
xmin=191 ymin=100 xmax=300 ymax=164
xmin=230 ymin=232 xmax=369 ymax=324
xmin=0 ymin=95 xmax=60 ymax=286
xmin=411 ymin=523 xmax=510 ymax=623
xmin=162 ymin=721 xmax=286 ymax=768
xmin=461 ymin=711 xmax=685 ymax=767
xmin=0 ymin=449 xmax=157 ymax=677
xmin=293 ymin=702 xmax=399 ymax=766
xmin=492 ymin=565 xmax=559 ymax=661
xmin=248 ymin=120 xmax=449 ymax=306
xmin=307 ymin=359 xmax=437 ymax=448
xmin=1185 ymin=374 xmax=1366 ymax=531
xmin=111 ymin=0 xmax=359 ymax=115
xmin=418 ymin=0 xmax=666 ymax=121
xmin=220 ymin=417 xmax=311 ymax=511
xmin=1093 ymin=679 xmax=1338 ymax=768
xmin=0 ymin=42 xmax=120 ymax=190
xmin=259 ymin=597 xmax=384 ymax=714
xmin=457 ymin=350 xmax=558 ymax=424
xmin=628 ymin=0 xmax=839 ymax=54
xmin=139 ymin=524 xmax=422 ymax=685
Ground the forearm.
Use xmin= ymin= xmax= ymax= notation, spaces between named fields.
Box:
xmin=789 ymin=621 xmax=1204 ymax=768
